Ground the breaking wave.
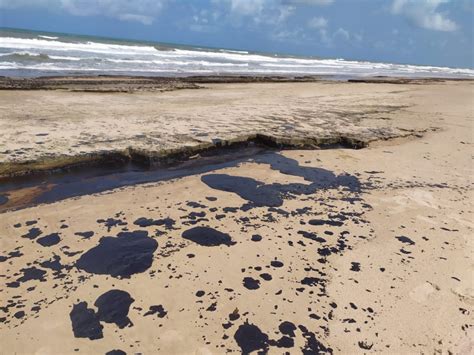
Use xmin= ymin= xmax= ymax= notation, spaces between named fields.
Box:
xmin=1 ymin=34 xmax=473 ymax=78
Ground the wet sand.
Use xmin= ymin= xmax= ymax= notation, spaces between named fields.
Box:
xmin=0 ymin=79 xmax=473 ymax=354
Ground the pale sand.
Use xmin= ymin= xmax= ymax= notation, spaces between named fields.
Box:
xmin=0 ymin=80 xmax=473 ymax=354
xmin=0 ymin=80 xmax=439 ymax=177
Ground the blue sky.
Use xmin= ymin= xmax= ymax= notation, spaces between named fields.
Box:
xmin=1 ymin=0 xmax=472 ymax=68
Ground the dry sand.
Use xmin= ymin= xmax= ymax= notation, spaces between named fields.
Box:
xmin=0 ymin=79 xmax=473 ymax=354
xmin=0 ymin=79 xmax=438 ymax=177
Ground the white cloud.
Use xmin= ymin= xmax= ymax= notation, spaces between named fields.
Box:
xmin=0 ymin=0 xmax=166 ymax=25
xmin=118 ymin=14 xmax=154 ymax=26
xmin=187 ymin=9 xmax=216 ymax=33
xmin=334 ymin=27 xmax=349 ymax=40
xmin=271 ymin=28 xmax=307 ymax=43
xmin=1 ymin=0 xmax=336 ymax=26
xmin=216 ymin=0 xmax=297 ymax=25
xmin=316 ymin=27 xmax=363 ymax=47
xmin=218 ymin=0 xmax=333 ymax=23
xmin=285 ymin=0 xmax=333 ymax=5
xmin=307 ymin=16 xmax=327 ymax=29
xmin=229 ymin=0 xmax=266 ymax=16
xmin=276 ymin=5 xmax=295 ymax=23
xmin=391 ymin=0 xmax=458 ymax=32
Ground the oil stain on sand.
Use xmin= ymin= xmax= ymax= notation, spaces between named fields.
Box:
xmin=0 ymin=151 xmax=471 ymax=354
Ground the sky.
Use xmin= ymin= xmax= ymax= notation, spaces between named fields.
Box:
xmin=0 ymin=0 xmax=472 ymax=68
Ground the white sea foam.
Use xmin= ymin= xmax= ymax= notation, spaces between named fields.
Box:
xmin=0 ymin=37 xmax=160 ymax=55
xmin=0 ymin=35 xmax=472 ymax=78
xmin=38 ymin=35 xmax=59 ymax=40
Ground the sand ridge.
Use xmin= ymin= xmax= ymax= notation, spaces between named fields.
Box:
xmin=0 ymin=80 xmax=447 ymax=178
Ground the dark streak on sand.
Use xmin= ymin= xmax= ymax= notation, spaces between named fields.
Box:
xmin=1 ymin=150 xmax=361 ymax=213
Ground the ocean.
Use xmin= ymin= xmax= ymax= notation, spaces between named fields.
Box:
xmin=1 ymin=27 xmax=473 ymax=79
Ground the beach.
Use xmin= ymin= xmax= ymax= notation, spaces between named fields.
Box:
xmin=0 ymin=78 xmax=473 ymax=354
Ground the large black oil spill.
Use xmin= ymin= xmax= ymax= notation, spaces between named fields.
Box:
xmin=94 ymin=290 xmax=134 ymax=328
xmin=254 ymin=154 xmax=359 ymax=190
xmin=201 ymin=154 xmax=360 ymax=208
xmin=201 ymin=174 xmax=285 ymax=207
xmin=0 ymin=147 xmax=266 ymax=212
xmin=0 ymin=149 xmax=359 ymax=212
xmin=75 ymin=231 xmax=158 ymax=278
xmin=181 ymin=226 xmax=235 ymax=247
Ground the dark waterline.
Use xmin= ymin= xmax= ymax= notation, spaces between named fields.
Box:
xmin=0 ymin=144 xmax=362 ymax=213
xmin=0 ymin=147 xmax=269 ymax=212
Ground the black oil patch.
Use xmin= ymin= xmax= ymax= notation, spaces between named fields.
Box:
xmin=181 ymin=226 xmax=235 ymax=247
xmin=234 ymin=321 xmax=269 ymax=354
xmin=69 ymin=302 xmax=103 ymax=340
xmin=202 ymin=155 xmax=360 ymax=208
xmin=396 ymin=236 xmax=415 ymax=245
xmin=36 ymin=233 xmax=61 ymax=247
xmin=75 ymin=231 xmax=158 ymax=278
xmin=144 ymin=305 xmax=167 ymax=318
xmin=21 ymin=227 xmax=42 ymax=240
xmin=94 ymin=290 xmax=134 ymax=329
xmin=75 ymin=231 xmax=94 ymax=239
xmin=134 ymin=217 xmax=175 ymax=230
xmin=308 ymin=219 xmax=343 ymax=227
xmin=243 ymin=277 xmax=260 ymax=290
xmin=17 ymin=267 xmax=47 ymax=283
xmin=105 ymin=350 xmax=127 ymax=355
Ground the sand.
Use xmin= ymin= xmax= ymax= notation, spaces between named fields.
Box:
xmin=0 ymin=79 xmax=473 ymax=354
xmin=0 ymin=78 xmax=442 ymax=178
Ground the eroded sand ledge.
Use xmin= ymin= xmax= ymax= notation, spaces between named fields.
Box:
xmin=0 ymin=78 xmax=452 ymax=178
xmin=0 ymin=79 xmax=473 ymax=354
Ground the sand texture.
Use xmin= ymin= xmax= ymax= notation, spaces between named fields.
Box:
xmin=0 ymin=80 xmax=473 ymax=354
xmin=0 ymin=80 xmax=446 ymax=178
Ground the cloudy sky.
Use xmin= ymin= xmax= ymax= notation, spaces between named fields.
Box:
xmin=1 ymin=0 xmax=472 ymax=68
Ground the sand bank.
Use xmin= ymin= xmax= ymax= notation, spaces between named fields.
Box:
xmin=0 ymin=78 xmax=450 ymax=178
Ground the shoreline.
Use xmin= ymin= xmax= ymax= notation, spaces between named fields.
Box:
xmin=1 ymin=74 xmax=472 ymax=91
